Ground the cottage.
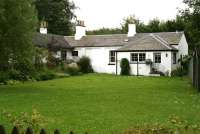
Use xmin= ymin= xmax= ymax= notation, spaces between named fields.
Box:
xmin=34 ymin=21 xmax=188 ymax=76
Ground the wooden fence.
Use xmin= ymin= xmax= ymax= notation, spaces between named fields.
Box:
xmin=0 ymin=125 xmax=88 ymax=134
xmin=192 ymin=48 xmax=200 ymax=91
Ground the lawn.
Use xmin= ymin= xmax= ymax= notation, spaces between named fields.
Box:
xmin=0 ymin=74 xmax=200 ymax=134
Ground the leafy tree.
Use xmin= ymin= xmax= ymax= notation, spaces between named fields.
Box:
xmin=0 ymin=0 xmax=38 ymax=71
xmin=35 ymin=0 xmax=76 ymax=36
xmin=87 ymin=28 xmax=122 ymax=35
xmin=181 ymin=0 xmax=200 ymax=50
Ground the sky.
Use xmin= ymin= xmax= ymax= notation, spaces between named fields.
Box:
xmin=72 ymin=0 xmax=186 ymax=30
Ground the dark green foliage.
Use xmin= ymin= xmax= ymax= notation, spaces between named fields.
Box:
xmin=25 ymin=127 xmax=33 ymax=134
xmin=0 ymin=72 xmax=9 ymax=84
xmin=171 ymin=67 xmax=187 ymax=77
xmin=120 ymin=58 xmax=130 ymax=75
xmin=65 ymin=66 xmax=80 ymax=76
xmin=40 ymin=129 xmax=46 ymax=134
xmin=11 ymin=127 xmax=19 ymax=134
xmin=77 ymin=56 xmax=93 ymax=73
xmin=0 ymin=0 xmax=38 ymax=71
xmin=69 ymin=131 xmax=73 ymax=134
xmin=54 ymin=129 xmax=60 ymax=134
xmin=87 ymin=28 xmax=122 ymax=35
xmin=35 ymin=0 xmax=76 ymax=36
xmin=35 ymin=70 xmax=56 ymax=81
xmin=87 ymin=15 xmax=185 ymax=35
xmin=0 ymin=0 xmax=37 ymax=82
xmin=0 ymin=125 xmax=6 ymax=134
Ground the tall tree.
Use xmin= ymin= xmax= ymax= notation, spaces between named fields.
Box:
xmin=0 ymin=0 xmax=38 ymax=71
xmin=35 ymin=0 xmax=76 ymax=36
xmin=181 ymin=0 xmax=200 ymax=49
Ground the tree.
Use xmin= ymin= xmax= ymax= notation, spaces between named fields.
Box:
xmin=181 ymin=0 xmax=200 ymax=50
xmin=0 ymin=0 xmax=38 ymax=71
xmin=35 ymin=0 xmax=76 ymax=36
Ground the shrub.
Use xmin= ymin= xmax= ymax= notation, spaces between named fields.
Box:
xmin=77 ymin=56 xmax=93 ymax=73
xmin=65 ymin=63 xmax=80 ymax=76
xmin=0 ymin=71 xmax=9 ymax=84
xmin=171 ymin=67 xmax=187 ymax=77
xmin=35 ymin=70 xmax=56 ymax=81
xmin=120 ymin=58 xmax=130 ymax=75
xmin=13 ymin=59 xmax=35 ymax=81
xmin=2 ymin=109 xmax=47 ymax=134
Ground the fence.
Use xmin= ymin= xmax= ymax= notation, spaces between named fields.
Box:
xmin=0 ymin=125 xmax=88 ymax=134
xmin=191 ymin=48 xmax=200 ymax=91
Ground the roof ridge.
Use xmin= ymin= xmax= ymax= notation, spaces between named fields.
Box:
xmin=150 ymin=34 xmax=172 ymax=50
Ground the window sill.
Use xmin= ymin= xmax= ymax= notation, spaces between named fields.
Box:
xmin=130 ymin=62 xmax=146 ymax=64
xmin=108 ymin=63 xmax=116 ymax=65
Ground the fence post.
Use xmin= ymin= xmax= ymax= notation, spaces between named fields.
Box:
xmin=25 ymin=127 xmax=33 ymax=134
xmin=11 ymin=127 xmax=19 ymax=134
xmin=40 ymin=129 xmax=46 ymax=134
xmin=0 ymin=125 xmax=6 ymax=134
xmin=54 ymin=129 xmax=60 ymax=134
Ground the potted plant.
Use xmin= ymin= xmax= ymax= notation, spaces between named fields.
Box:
xmin=145 ymin=59 xmax=153 ymax=65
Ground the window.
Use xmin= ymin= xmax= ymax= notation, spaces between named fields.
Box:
xmin=61 ymin=50 xmax=67 ymax=61
xmin=154 ymin=53 xmax=161 ymax=63
xmin=173 ymin=52 xmax=177 ymax=64
xmin=139 ymin=53 xmax=146 ymax=62
xmin=131 ymin=53 xmax=145 ymax=63
xmin=109 ymin=51 xmax=115 ymax=63
xmin=72 ymin=51 xmax=78 ymax=56
xmin=131 ymin=53 xmax=138 ymax=62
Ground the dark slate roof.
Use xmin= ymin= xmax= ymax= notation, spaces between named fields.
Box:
xmin=33 ymin=32 xmax=184 ymax=51
xmin=33 ymin=33 xmax=72 ymax=50
xmin=64 ymin=34 xmax=128 ymax=47
xmin=117 ymin=32 xmax=183 ymax=51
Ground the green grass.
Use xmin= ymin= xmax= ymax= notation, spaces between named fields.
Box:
xmin=0 ymin=74 xmax=200 ymax=134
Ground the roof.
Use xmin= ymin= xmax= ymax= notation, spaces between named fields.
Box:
xmin=33 ymin=32 xmax=184 ymax=51
xmin=64 ymin=34 xmax=128 ymax=47
xmin=117 ymin=32 xmax=183 ymax=51
xmin=33 ymin=33 xmax=72 ymax=50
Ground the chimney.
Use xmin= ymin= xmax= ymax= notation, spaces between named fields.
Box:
xmin=75 ymin=20 xmax=86 ymax=40
xmin=128 ymin=24 xmax=136 ymax=37
xmin=40 ymin=21 xmax=48 ymax=34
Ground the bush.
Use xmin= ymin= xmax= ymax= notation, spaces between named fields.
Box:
xmin=120 ymin=58 xmax=130 ymax=75
xmin=35 ymin=70 xmax=56 ymax=81
xmin=0 ymin=71 xmax=9 ymax=84
xmin=13 ymin=59 xmax=36 ymax=81
xmin=65 ymin=63 xmax=80 ymax=76
xmin=171 ymin=67 xmax=187 ymax=77
xmin=77 ymin=56 xmax=93 ymax=73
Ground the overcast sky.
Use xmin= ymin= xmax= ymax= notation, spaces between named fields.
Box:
xmin=72 ymin=0 xmax=186 ymax=30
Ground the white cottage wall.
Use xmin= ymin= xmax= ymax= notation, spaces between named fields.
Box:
xmin=73 ymin=46 xmax=121 ymax=74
